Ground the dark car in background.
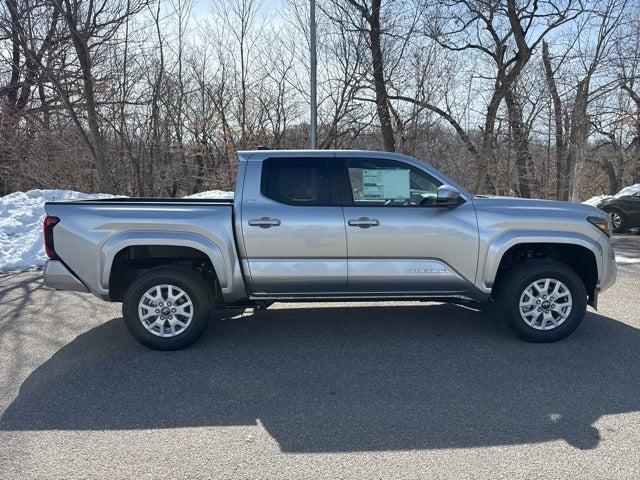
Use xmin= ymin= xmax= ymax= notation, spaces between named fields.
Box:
xmin=598 ymin=192 xmax=640 ymax=233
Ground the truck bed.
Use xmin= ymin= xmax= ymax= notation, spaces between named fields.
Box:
xmin=43 ymin=198 xmax=242 ymax=301
xmin=46 ymin=197 xmax=234 ymax=206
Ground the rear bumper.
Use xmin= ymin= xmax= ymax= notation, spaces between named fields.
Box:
xmin=43 ymin=260 xmax=90 ymax=293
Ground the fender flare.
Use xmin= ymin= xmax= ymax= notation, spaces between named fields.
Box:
xmin=99 ymin=231 xmax=230 ymax=291
xmin=481 ymin=230 xmax=603 ymax=290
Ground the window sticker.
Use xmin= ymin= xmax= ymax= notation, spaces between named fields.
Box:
xmin=361 ymin=169 xmax=410 ymax=200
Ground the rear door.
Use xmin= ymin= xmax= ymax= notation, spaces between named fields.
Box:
xmin=240 ymin=155 xmax=347 ymax=294
xmin=338 ymin=154 xmax=479 ymax=294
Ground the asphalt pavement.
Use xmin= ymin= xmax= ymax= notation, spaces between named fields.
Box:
xmin=1 ymin=235 xmax=639 ymax=479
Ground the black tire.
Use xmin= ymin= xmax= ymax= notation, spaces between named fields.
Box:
xmin=122 ymin=266 xmax=212 ymax=350
xmin=494 ymin=259 xmax=587 ymax=342
xmin=605 ymin=208 xmax=626 ymax=233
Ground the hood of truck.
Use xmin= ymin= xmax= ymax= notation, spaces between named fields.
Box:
xmin=472 ymin=195 xmax=605 ymax=218
xmin=471 ymin=195 xmax=610 ymax=240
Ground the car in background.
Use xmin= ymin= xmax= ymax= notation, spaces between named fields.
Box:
xmin=598 ymin=192 xmax=640 ymax=233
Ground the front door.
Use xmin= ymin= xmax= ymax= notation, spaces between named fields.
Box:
xmin=339 ymin=155 xmax=479 ymax=294
xmin=240 ymin=155 xmax=347 ymax=295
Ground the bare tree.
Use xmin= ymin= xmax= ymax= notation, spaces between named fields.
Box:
xmin=421 ymin=0 xmax=583 ymax=193
xmin=1 ymin=0 xmax=638 ymax=201
xmin=542 ymin=0 xmax=627 ymax=200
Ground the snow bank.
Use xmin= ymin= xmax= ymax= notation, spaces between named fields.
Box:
xmin=184 ymin=190 xmax=234 ymax=199
xmin=0 ymin=189 xmax=232 ymax=273
xmin=0 ymin=190 xmax=117 ymax=272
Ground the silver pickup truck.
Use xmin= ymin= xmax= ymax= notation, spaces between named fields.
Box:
xmin=43 ymin=150 xmax=617 ymax=349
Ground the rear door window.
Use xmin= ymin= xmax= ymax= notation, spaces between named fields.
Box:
xmin=261 ymin=158 xmax=332 ymax=206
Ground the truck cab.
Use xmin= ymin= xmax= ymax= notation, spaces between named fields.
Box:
xmin=238 ymin=151 xmax=478 ymax=298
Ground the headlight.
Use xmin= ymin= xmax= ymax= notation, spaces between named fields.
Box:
xmin=587 ymin=216 xmax=611 ymax=237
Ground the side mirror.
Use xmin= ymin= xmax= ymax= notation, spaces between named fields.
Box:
xmin=436 ymin=184 xmax=463 ymax=207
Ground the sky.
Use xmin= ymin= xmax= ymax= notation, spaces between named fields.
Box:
xmin=193 ymin=0 xmax=284 ymax=17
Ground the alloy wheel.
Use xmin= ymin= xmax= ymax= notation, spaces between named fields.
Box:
xmin=609 ymin=212 xmax=622 ymax=230
xmin=519 ymin=278 xmax=573 ymax=331
xmin=138 ymin=284 xmax=194 ymax=337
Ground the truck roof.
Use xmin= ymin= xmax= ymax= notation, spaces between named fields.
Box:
xmin=237 ymin=149 xmax=426 ymax=163
xmin=238 ymin=149 xmax=383 ymax=155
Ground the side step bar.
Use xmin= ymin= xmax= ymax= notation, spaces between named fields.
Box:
xmin=222 ymin=300 xmax=273 ymax=310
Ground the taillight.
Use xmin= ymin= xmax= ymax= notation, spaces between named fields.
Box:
xmin=43 ymin=216 xmax=60 ymax=259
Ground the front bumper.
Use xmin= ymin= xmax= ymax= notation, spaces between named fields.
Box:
xmin=598 ymin=238 xmax=617 ymax=293
xmin=43 ymin=260 xmax=90 ymax=293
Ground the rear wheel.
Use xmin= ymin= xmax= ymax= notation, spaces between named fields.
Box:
xmin=494 ymin=259 xmax=587 ymax=342
xmin=122 ymin=266 xmax=212 ymax=350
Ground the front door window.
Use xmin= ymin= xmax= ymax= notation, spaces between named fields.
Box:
xmin=346 ymin=158 xmax=441 ymax=207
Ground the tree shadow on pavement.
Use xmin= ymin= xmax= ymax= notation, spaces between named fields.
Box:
xmin=0 ymin=273 xmax=45 ymax=327
xmin=2 ymin=303 xmax=639 ymax=453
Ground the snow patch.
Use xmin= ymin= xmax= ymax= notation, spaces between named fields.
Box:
xmin=615 ymin=183 xmax=640 ymax=197
xmin=0 ymin=189 xmax=232 ymax=273
xmin=616 ymin=255 xmax=640 ymax=265
xmin=583 ymin=195 xmax=613 ymax=207
xmin=184 ymin=190 xmax=234 ymax=199
xmin=583 ymin=183 xmax=640 ymax=207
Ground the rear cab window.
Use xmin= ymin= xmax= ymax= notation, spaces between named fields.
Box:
xmin=261 ymin=157 xmax=335 ymax=206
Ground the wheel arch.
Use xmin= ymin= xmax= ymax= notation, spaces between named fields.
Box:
xmin=101 ymin=232 xmax=229 ymax=301
xmin=600 ymin=204 xmax=624 ymax=212
xmin=483 ymin=231 xmax=602 ymax=302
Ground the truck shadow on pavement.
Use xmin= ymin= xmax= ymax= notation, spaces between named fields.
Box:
xmin=2 ymin=303 xmax=640 ymax=452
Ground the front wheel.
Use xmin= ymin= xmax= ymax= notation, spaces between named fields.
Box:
xmin=494 ymin=260 xmax=587 ymax=342
xmin=122 ymin=266 xmax=212 ymax=350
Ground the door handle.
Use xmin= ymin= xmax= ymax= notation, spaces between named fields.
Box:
xmin=248 ymin=217 xmax=281 ymax=228
xmin=348 ymin=217 xmax=380 ymax=228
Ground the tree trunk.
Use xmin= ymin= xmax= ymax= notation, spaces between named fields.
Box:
xmin=368 ymin=0 xmax=395 ymax=152
xmin=566 ymin=79 xmax=590 ymax=201
xmin=542 ymin=41 xmax=568 ymax=200
xmin=75 ymin=39 xmax=114 ymax=193
xmin=600 ymin=157 xmax=620 ymax=194
xmin=505 ymin=89 xmax=535 ymax=198
xmin=475 ymin=89 xmax=502 ymax=194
